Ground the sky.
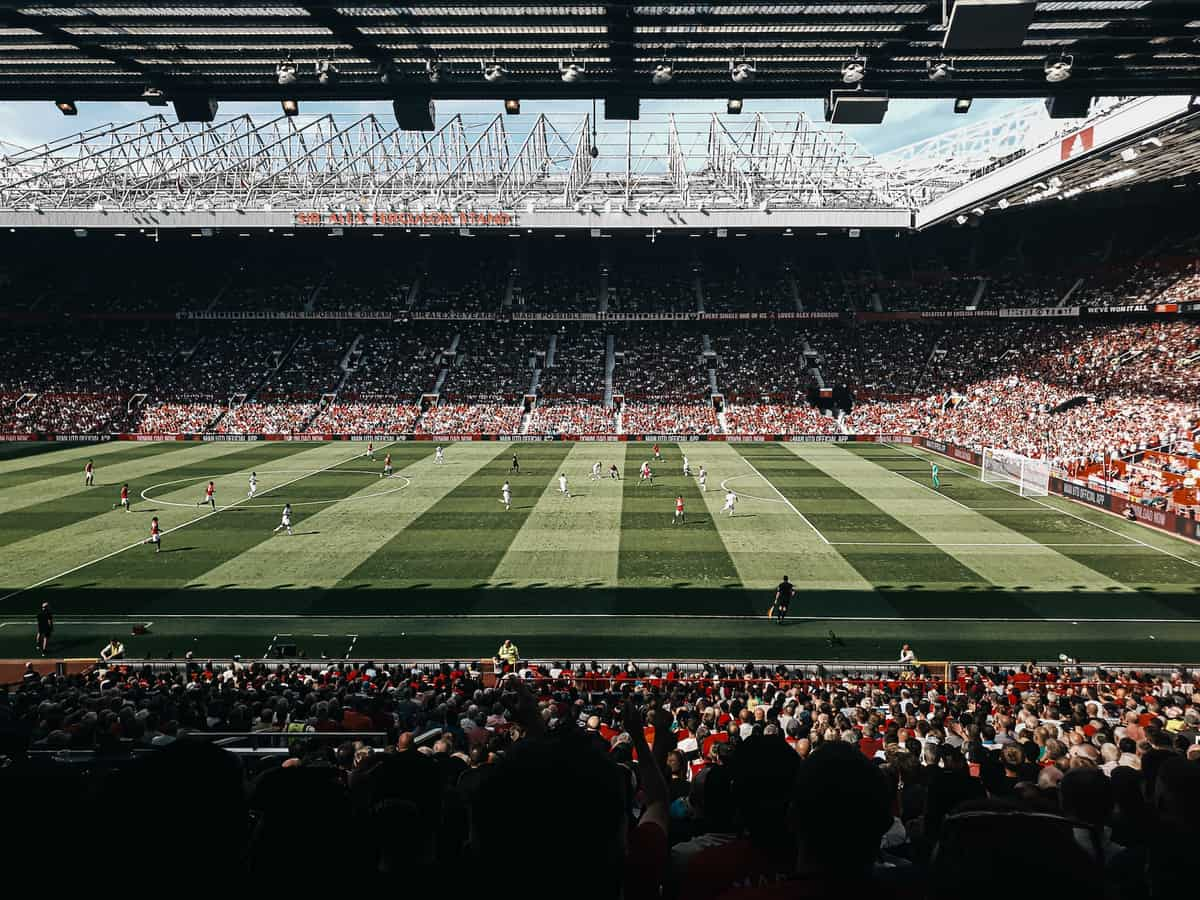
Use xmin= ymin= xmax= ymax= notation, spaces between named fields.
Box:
xmin=0 ymin=95 xmax=1035 ymax=158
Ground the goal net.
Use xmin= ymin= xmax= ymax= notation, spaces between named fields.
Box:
xmin=981 ymin=448 xmax=1050 ymax=497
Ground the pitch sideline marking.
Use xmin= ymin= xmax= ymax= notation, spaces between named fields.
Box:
xmin=735 ymin=457 xmax=832 ymax=545
xmin=885 ymin=443 xmax=1200 ymax=571
xmin=4 ymin=613 xmax=1200 ymax=624
xmin=0 ymin=443 xmax=400 ymax=605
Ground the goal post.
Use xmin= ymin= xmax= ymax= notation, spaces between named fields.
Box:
xmin=981 ymin=448 xmax=1050 ymax=497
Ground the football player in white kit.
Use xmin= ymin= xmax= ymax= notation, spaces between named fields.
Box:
xmin=590 ymin=461 xmax=602 ymax=480
xmin=682 ymin=454 xmax=691 ymax=477
xmin=272 ymin=503 xmax=294 ymax=536
xmin=435 ymin=445 xmax=445 ymax=465
xmin=698 ymin=465 xmax=708 ymax=492
xmin=247 ymin=472 xmax=258 ymax=499
xmin=722 ymin=490 xmax=737 ymax=517
xmin=558 ymin=473 xmax=571 ymax=499
xmin=501 ymin=480 xmax=512 ymax=510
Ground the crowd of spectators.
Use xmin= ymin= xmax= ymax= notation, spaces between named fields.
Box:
xmin=513 ymin=259 xmax=594 ymax=312
xmin=418 ymin=248 xmax=506 ymax=312
xmin=257 ymin=333 xmax=349 ymax=396
xmin=539 ymin=327 xmax=607 ymax=398
xmin=1 ymin=316 xmax=1198 ymax=452
xmin=609 ymin=261 xmax=697 ymax=314
xmin=0 ymin=393 xmax=122 ymax=434
xmin=439 ymin=322 xmax=544 ymax=401
xmin=724 ymin=404 xmax=839 ymax=435
xmin=622 ymin=402 xmax=721 ymax=435
xmin=4 ymin=655 xmax=1198 ymax=893
xmin=216 ymin=259 xmax=320 ymax=312
xmin=415 ymin=402 xmax=523 ymax=434
xmin=307 ymin=402 xmax=421 ymax=434
xmin=878 ymin=276 xmax=977 ymax=312
xmin=528 ymin=401 xmax=616 ymax=435
xmin=342 ymin=329 xmax=447 ymax=398
xmin=704 ymin=267 xmax=791 ymax=313
xmin=134 ymin=401 xmax=225 ymax=434
xmin=814 ymin=322 xmax=941 ymax=396
xmin=712 ymin=328 xmax=814 ymax=402
xmin=215 ymin=401 xmax=318 ymax=435
xmin=615 ymin=326 xmax=710 ymax=401
xmin=168 ymin=325 xmax=299 ymax=399
xmin=848 ymin=377 xmax=1199 ymax=469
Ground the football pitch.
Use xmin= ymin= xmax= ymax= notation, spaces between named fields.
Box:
xmin=1 ymin=438 xmax=1198 ymax=664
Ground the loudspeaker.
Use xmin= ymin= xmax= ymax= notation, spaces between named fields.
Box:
xmin=826 ymin=90 xmax=889 ymax=125
xmin=172 ymin=95 xmax=218 ymax=122
xmin=1045 ymin=94 xmax=1091 ymax=119
xmin=943 ymin=0 xmax=1036 ymax=51
xmin=393 ymin=96 xmax=436 ymax=131
xmin=605 ymin=96 xmax=640 ymax=120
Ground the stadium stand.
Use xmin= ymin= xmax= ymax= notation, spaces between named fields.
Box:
xmin=622 ymin=401 xmax=721 ymax=435
xmin=538 ymin=327 xmax=607 ymax=399
xmin=528 ymin=400 xmax=616 ymax=435
xmin=3 ymin=656 xmax=1198 ymax=892
xmin=613 ymin=325 xmax=710 ymax=401
xmin=439 ymin=321 xmax=545 ymax=400
xmin=415 ymin=402 xmax=523 ymax=434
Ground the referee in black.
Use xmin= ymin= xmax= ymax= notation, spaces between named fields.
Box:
xmin=36 ymin=602 xmax=54 ymax=655
xmin=772 ymin=576 xmax=794 ymax=626
xmin=509 ymin=452 xmax=520 ymax=475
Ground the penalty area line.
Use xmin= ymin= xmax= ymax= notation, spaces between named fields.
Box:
xmin=736 ymin=457 xmax=831 ymax=545
xmin=889 ymin=443 xmax=1200 ymax=571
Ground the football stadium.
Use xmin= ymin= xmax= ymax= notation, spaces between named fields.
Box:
xmin=2 ymin=2 xmax=1200 ymax=891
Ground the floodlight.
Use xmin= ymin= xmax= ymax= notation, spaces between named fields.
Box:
xmin=560 ymin=61 xmax=586 ymax=83
xmin=141 ymin=86 xmax=168 ymax=106
xmin=504 ymin=98 xmax=521 ymax=114
xmin=730 ymin=60 xmax=756 ymax=84
xmin=483 ymin=62 xmax=508 ymax=83
xmin=954 ymin=97 xmax=972 ymax=113
xmin=842 ymin=57 xmax=866 ymax=85
xmin=276 ymin=60 xmax=298 ymax=87
xmin=955 ymin=214 xmax=969 ymax=225
xmin=427 ymin=60 xmax=449 ymax=83
xmin=652 ymin=62 xmax=674 ymax=86
xmin=55 ymin=100 xmax=77 ymax=116
xmin=281 ymin=98 xmax=299 ymax=117
xmin=928 ymin=60 xmax=953 ymax=82
xmin=1045 ymin=54 xmax=1073 ymax=83
xmin=727 ymin=98 xmax=743 ymax=114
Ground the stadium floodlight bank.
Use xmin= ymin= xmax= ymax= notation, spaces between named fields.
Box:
xmin=981 ymin=448 xmax=1051 ymax=497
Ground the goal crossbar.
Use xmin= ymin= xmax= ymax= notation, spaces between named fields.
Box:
xmin=981 ymin=448 xmax=1050 ymax=497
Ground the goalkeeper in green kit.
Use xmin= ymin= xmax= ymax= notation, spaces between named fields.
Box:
xmin=930 ymin=462 xmax=941 ymax=489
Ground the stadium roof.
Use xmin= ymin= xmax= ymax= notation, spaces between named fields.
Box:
xmin=1 ymin=94 xmax=1197 ymax=232
xmin=0 ymin=1 xmax=1198 ymax=103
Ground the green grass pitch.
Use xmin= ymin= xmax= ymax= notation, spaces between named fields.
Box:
xmin=1 ymin=438 xmax=1198 ymax=664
